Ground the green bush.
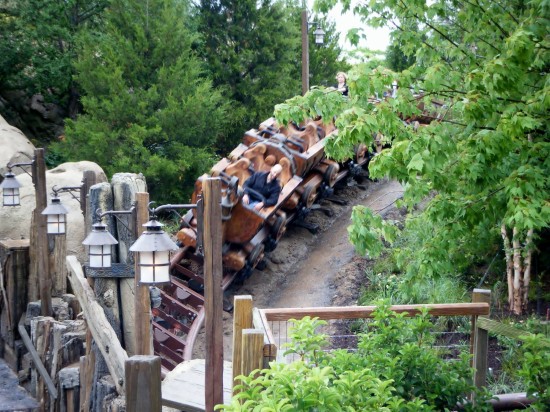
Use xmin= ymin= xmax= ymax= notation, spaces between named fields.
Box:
xmin=518 ymin=334 xmax=550 ymax=410
xmin=218 ymin=303 xmax=493 ymax=411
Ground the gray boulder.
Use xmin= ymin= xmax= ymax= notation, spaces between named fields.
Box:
xmin=0 ymin=114 xmax=36 ymax=177
xmin=0 ymin=117 xmax=107 ymax=263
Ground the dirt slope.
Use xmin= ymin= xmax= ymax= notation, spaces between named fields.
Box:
xmin=193 ymin=176 xmax=405 ymax=360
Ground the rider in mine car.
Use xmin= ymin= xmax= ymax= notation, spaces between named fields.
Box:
xmin=242 ymin=164 xmax=283 ymax=211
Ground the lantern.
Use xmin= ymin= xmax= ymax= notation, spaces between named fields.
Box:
xmin=129 ymin=220 xmax=178 ymax=284
xmin=82 ymin=222 xmax=119 ymax=268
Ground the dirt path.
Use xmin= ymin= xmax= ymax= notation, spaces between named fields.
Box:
xmin=193 ymin=176 xmax=405 ymax=360
xmin=268 ymin=179 xmax=403 ymax=309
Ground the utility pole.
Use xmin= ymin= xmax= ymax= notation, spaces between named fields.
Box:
xmin=301 ymin=8 xmax=309 ymax=95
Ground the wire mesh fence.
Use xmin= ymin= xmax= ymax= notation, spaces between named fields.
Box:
xmin=267 ymin=317 xmax=474 ymax=365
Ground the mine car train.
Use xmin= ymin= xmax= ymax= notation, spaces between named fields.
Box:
xmin=150 ymin=115 xmax=371 ymax=370
xmin=152 ymin=99 xmax=444 ymax=370
xmin=176 ymin=117 xmax=371 ymax=280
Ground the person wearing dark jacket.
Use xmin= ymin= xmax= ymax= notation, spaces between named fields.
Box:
xmin=242 ymin=164 xmax=283 ymax=211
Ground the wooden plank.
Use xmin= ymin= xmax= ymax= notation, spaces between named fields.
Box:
xmin=161 ymin=359 xmax=232 ymax=412
xmin=261 ymin=302 xmax=490 ymax=321
xmin=252 ymin=308 xmax=277 ymax=365
xmin=182 ymin=309 xmax=205 ymax=361
xmin=17 ymin=315 xmax=58 ymax=399
xmin=477 ymin=317 xmax=532 ymax=340
xmin=0 ymin=239 xmax=30 ymax=249
xmin=203 ymin=178 xmax=224 ymax=411
xmin=66 ymin=255 xmax=128 ymax=394
xmin=241 ymin=329 xmax=264 ymax=378
xmin=489 ymin=392 xmax=534 ymax=410
xmin=232 ymin=296 xmax=253 ymax=390
xmin=471 ymin=288 xmax=492 ymax=357
xmin=0 ymin=242 xmax=29 ymax=347
xmin=51 ymin=234 xmax=67 ymax=296
xmin=80 ymin=170 xmax=97 ymax=216
xmin=125 ymin=355 xmax=162 ymax=412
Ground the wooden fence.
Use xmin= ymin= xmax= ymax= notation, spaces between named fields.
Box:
xmin=233 ymin=289 xmax=535 ymax=410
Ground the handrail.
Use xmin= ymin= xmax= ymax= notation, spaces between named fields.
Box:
xmin=261 ymin=302 xmax=490 ymax=321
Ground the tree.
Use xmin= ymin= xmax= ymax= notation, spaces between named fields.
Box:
xmin=0 ymin=0 xmax=108 ymax=118
xmin=55 ymin=0 xmax=231 ymax=204
xmin=195 ymin=0 xmax=304 ymax=152
xmin=309 ymin=19 xmax=351 ymax=88
xmin=385 ymin=39 xmax=415 ymax=72
xmin=277 ymin=0 xmax=549 ymax=314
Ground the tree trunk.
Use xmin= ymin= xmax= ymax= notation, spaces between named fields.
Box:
xmin=512 ymin=227 xmax=522 ymax=315
xmin=501 ymin=224 xmax=513 ymax=308
xmin=522 ymin=229 xmax=533 ymax=313
xmin=501 ymin=224 xmax=533 ymax=315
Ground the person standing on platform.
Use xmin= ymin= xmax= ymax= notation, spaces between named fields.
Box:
xmin=335 ymin=72 xmax=349 ymax=96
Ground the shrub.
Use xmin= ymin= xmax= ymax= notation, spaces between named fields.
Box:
xmin=218 ymin=303 xmax=493 ymax=411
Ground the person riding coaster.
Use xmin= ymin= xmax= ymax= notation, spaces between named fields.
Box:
xmin=242 ymin=164 xmax=283 ymax=211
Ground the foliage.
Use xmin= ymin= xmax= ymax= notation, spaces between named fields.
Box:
xmin=195 ymin=0 xmax=350 ymax=153
xmin=276 ymin=0 xmax=550 ymax=313
xmin=282 ymin=316 xmax=329 ymax=365
xmin=486 ymin=317 xmax=550 ymax=397
xmin=348 ymin=205 xmax=398 ymax=257
xmin=195 ymin=0 xmax=301 ymax=152
xmin=218 ymin=304 xmax=494 ymax=411
xmin=518 ymin=334 xmax=550 ymax=409
xmin=359 ymin=268 xmax=469 ymax=306
xmin=385 ymin=40 xmax=415 ymax=72
xmin=53 ymin=0 xmax=230 ymax=204
xmin=0 ymin=0 xmax=107 ymax=110
xmin=309 ymin=19 xmax=352 ymax=88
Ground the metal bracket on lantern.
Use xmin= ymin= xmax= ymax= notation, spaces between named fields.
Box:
xmin=84 ymin=263 xmax=135 ymax=279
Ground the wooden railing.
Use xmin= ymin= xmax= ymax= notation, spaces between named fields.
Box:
xmin=232 ymin=289 xmax=535 ymax=409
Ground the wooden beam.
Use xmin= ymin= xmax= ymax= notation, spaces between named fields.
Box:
xmin=477 ymin=317 xmax=533 ymax=341
xmin=125 ymin=355 xmax=162 ymax=412
xmin=134 ymin=192 xmax=153 ymax=355
xmin=203 ymin=178 xmax=224 ymax=411
xmin=252 ymin=308 xmax=277 ymax=366
xmin=241 ymin=329 xmax=264 ymax=378
xmin=17 ymin=315 xmax=58 ymax=399
xmin=33 ymin=148 xmax=52 ymax=316
xmin=80 ymin=170 xmax=97 ymax=216
xmin=472 ymin=289 xmax=491 ymax=390
xmin=261 ymin=302 xmax=490 ymax=321
xmin=66 ymin=255 xmax=128 ymax=394
xmin=232 ymin=295 xmax=253 ymax=390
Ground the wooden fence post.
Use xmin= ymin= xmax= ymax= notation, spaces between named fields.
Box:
xmin=0 ymin=239 xmax=30 ymax=359
xmin=241 ymin=329 xmax=264 ymax=378
xmin=134 ymin=192 xmax=153 ymax=355
xmin=232 ymin=296 xmax=253 ymax=392
xmin=32 ymin=148 xmax=52 ymax=316
xmin=472 ymin=289 xmax=491 ymax=389
xmin=125 ymin=355 xmax=161 ymax=412
xmin=203 ymin=178 xmax=224 ymax=411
